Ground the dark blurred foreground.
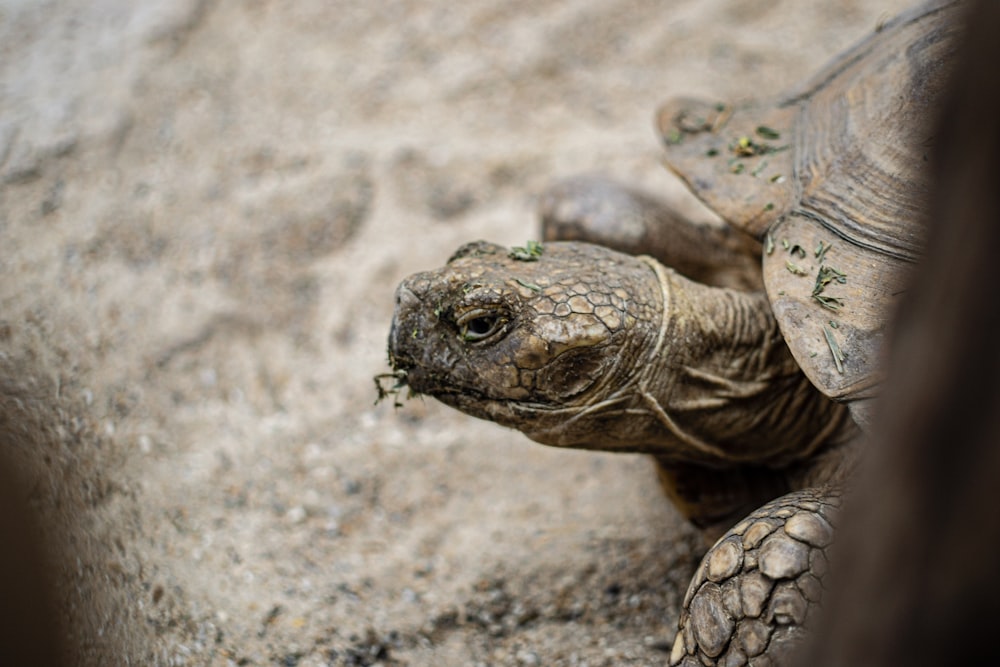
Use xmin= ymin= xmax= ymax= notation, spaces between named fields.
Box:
xmin=0 ymin=446 xmax=66 ymax=666
xmin=801 ymin=1 xmax=1000 ymax=664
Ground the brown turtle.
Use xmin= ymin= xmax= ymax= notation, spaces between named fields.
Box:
xmin=381 ymin=2 xmax=961 ymax=665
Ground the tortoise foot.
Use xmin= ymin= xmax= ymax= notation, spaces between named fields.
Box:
xmin=670 ymin=487 xmax=839 ymax=667
xmin=538 ymin=174 xmax=761 ymax=290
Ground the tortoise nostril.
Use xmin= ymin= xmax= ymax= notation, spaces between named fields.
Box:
xmin=394 ymin=284 xmax=421 ymax=311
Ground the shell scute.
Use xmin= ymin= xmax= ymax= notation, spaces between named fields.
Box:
xmin=661 ymin=1 xmax=960 ymax=406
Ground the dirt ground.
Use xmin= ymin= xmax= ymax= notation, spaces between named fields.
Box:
xmin=0 ymin=1 xmax=911 ymax=665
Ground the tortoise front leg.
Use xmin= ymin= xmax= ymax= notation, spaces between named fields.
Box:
xmin=538 ymin=174 xmax=762 ymax=290
xmin=669 ymin=487 xmax=839 ymax=667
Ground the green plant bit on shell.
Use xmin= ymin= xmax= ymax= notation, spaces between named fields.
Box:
xmin=813 ymin=294 xmax=845 ymax=311
xmin=513 ymin=277 xmax=542 ymax=293
xmin=755 ymin=125 xmax=781 ymax=140
xmin=823 ymin=324 xmax=846 ymax=373
xmin=812 ymin=265 xmax=848 ymax=310
xmin=509 ymin=240 xmax=544 ymax=261
xmin=765 ymin=232 xmax=775 ymax=255
xmin=751 ymin=159 xmax=770 ymax=177
xmin=813 ymin=265 xmax=847 ymax=295
xmin=815 ymin=240 xmax=833 ymax=262
xmin=730 ymin=135 xmax=790 ymax=158
xmin=786 ymin=260 xmax=808 ymax=276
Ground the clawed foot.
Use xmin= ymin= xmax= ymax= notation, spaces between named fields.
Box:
xmin=670 ymin=487 xmax=839 ymax=667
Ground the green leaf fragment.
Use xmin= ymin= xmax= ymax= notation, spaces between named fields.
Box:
xmin=509 ymin=240 xmax=544 ymax=261
xmin=813 ymin=265 xmax=847 ymax=295
xmin=373 ymin=371 xmax=414 ymax=407
xmin=813 ymin=294 xmax=844 ymax=311
xmin=513 ymin=277 xmax=542 ymax=293
xmin=730 ymin=135 xmax=790 ymax=158
xmin=786 ymin=260 xmax=808 ymax=276
xmin=765 ymin=232 xmax=775 ymax=255
xmin=756 ymin=125 xmax=781 ymax=140
xmin=823 ymin=324 xmax=845 ymax=373
xmin=811 ymin=265 xmax=847 ymax=311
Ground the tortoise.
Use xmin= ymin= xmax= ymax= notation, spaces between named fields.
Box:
xmin=381 ymin=1 xmax=961 ymax=664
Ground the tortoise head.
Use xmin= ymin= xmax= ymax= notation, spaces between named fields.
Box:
xmin=386 ymin=240 xmax=664 ymax=447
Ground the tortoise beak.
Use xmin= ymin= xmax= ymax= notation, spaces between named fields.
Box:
xmin=386 ymin=279 xmax=443 ymax=394
xmin=387 ymin=283 xmax=420 ymax=370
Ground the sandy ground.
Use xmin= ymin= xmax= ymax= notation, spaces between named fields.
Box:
xmin=0 ymin=1 xmax=911 ymax=664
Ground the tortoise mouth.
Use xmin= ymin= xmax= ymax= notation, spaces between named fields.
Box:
xmin=385 ymin=358 xmax=586 ymax=446
xmin=403 ymin=363 xmax=558 ymax=413
xmin=379 ymin=346 xmax=559 ymax=412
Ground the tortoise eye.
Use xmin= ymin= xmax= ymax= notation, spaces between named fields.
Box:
xmin=456 ymin=308 xmax=507 ymax=342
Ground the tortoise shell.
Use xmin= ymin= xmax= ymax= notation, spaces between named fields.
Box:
xmin=658 ymin=0 xmax=961 ymax=425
